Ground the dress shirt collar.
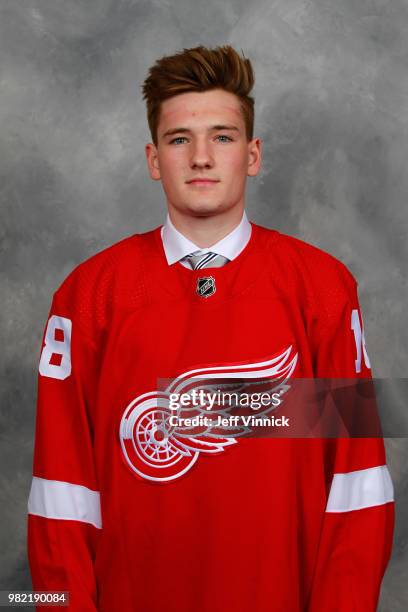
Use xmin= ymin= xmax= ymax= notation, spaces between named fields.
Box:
xmin=160 ymin=210 xmax=252 ymax=265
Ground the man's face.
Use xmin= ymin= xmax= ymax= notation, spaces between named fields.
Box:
xmin=145 ymin=89 xmax=261 ymax=218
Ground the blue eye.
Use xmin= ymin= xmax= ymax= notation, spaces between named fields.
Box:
xmin=170 ymin=137 xmax=188 ymax=145
xmin=169 ymin=135 xmax=233 ymax=145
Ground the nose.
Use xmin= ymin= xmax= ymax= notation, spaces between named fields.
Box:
xmin=190 ymin=138 xmax=214 ymax=169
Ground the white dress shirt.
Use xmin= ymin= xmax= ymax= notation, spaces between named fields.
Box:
xmin=160 ymin=210 xmax=252 ymax=268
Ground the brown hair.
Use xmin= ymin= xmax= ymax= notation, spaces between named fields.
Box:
xmin=141 ymin=45 xmax=255 ymax=146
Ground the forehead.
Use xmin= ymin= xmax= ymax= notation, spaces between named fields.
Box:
xmin=159 ymin=90 xmax=243 ymax=128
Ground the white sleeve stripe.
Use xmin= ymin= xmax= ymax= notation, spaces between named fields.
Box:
xmin=326 ymin=465 xmax=394 ymax=513
xmin=27 ymin=476 xmax=102 ymax=529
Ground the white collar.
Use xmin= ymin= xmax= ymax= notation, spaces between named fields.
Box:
xmin=160 ymin=210 xmax=252 ymax=265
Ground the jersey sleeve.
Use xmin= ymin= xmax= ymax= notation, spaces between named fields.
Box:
xmin=27 ymin=288 xmax=101 ymax=611
xmin=306 ymin=266 xmax=395 ymax=611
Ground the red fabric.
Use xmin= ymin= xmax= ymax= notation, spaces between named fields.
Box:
xmin=27 ymin=222 xmax=394 ymax=611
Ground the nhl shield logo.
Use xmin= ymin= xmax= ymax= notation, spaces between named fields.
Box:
xmin=196 ymin=276 xmax=216 ymax=298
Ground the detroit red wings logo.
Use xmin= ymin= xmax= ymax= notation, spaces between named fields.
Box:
xmin=119 ymin=345 xmax=298 ymax=483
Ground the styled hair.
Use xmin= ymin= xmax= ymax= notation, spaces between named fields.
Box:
xmin=141 ymin=45 xmax=255 ymax=146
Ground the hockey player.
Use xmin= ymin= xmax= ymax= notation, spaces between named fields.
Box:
xmin=27 ymin=45 xmax=394 ymax=611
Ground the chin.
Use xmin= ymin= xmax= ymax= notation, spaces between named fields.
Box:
xmin=189 ymin=209 xmax=222 ymax=218
xmin=184 ymin=201 xmax=225 ymax=216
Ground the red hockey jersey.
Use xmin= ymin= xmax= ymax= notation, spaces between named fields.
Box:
xmin=27 ymin=222 xmax=395 ymax=611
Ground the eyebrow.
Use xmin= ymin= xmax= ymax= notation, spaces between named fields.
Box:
xmin=162 ymin=125 xmax=240 ymax=139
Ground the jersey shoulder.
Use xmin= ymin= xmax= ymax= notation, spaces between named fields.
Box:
xmin=277 ymin=230 xmax=356 ymax=287
xmin=256 ymin=224 xmax=357 ymax=286
xmin=256 ymin=224 xmax=359 ymax=328
xmin=51 ymin=228 xmax=155 ymax=337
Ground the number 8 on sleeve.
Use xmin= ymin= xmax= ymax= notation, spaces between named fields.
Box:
xmin=39 ymin=315 xmax=72 ymax=380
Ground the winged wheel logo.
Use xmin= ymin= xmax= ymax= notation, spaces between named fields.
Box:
xmin=119 ymin=345 xmax=298 ymax=483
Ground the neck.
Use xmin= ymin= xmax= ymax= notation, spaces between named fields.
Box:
xmin=167 ymin=205 xmax=245 ymax=248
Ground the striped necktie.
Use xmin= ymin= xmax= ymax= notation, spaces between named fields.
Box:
xmin=183 ymin=251 xmax=230 ymax=270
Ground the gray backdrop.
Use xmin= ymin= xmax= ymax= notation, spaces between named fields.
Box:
xmin=0 ymin=0 xmax=407 ymax=610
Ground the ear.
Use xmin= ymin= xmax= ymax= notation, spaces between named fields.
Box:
xmin=145 ymin=143 xmax=161 ymax=181
xmin=247 ymin=137 xmax=262 ymax=178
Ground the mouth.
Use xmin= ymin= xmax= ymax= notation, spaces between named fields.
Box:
xmin=186 ymin=179 xmax=220 ymax=186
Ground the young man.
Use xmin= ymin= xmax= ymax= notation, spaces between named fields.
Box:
xmin=27 ymin=45 xmax=394 ymax=611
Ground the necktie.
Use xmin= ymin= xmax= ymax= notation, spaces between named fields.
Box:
xmin=183 ymin=251 xmax=230 ymax=270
